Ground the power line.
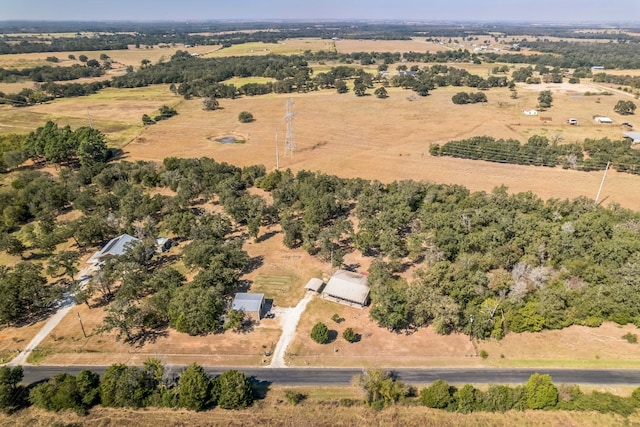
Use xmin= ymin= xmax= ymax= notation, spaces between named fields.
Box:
xmin=284 ymin=98 xmax=295 ymax=158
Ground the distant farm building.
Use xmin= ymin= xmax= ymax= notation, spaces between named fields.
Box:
xmin=523 ymin=109 xmax=538 ymax=116
xmin=232 ymin=293 xmax=265 ymax=320
xmin=304 ymin=278 xmax=325 ymax=293
xmin=322 ymin=270 xmax=370 ymax=309
xmin=87 ymin=234 xmax=140 ymax=265
xmin=624 ymin=132 xmax=640 ymax=144
xmin=591 ymin=66 xmax=605 ymax=72
xmin=595 ymin=116 xmax=613 ymax=124
xmin=540 ymin=116 xmax=552 ymax=123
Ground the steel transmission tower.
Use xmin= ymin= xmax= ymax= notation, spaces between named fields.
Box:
xmin=284 ymin=98 xmax=295 ymax=157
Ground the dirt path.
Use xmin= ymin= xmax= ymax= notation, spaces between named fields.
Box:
xmin=269 ymin=291 xmax=315 ymax=368
xmin=7 ymin=265 xmax=96 ymax=366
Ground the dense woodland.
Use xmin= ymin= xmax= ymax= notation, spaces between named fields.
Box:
xmin=1 ymin=123 xmax=640 ymax=342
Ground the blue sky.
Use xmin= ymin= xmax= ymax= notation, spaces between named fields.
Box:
xmin=2 ymin=0 xmax=638 ymax=22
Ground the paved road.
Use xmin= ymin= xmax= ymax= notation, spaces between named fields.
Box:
xmin=20 ymin=366 xmax=640 ymax=386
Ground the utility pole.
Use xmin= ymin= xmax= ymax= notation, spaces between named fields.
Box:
xmin=78 ymin=312 xmax=87 ymax=338
xmin=595 ymin=161 xmax=610 ymax=204
xmin=275 ymin=127 xmax=280 ymax=170
xmin=86 ymin=108 xmax=93 ymax=128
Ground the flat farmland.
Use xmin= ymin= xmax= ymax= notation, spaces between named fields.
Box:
xmin=123 ymin=79 xmax=640 ymax=210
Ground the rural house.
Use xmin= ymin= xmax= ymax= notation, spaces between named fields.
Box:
xmin=231 ymin=293 xmax=265 ymax=320
xmin=87 ymin=233 xmax=140 ymax=265
xmin=322 ymin=270 xmax=370 ymax=309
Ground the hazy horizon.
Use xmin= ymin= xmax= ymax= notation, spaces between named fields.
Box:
xmin=2 ymin=0 xmax=638 ymax=24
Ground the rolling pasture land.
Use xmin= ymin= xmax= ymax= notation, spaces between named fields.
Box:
xmin=3 ymin=38 xmax=640 ymax=369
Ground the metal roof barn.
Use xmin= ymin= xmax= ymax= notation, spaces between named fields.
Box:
xmin=232 ymin=293 xmax=265 ymax=319
xmin=322 ymin=270 xmax=370 ymax=309
xmin=87 ymin=234 xmax=140 ymax=265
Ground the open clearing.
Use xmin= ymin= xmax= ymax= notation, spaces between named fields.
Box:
xmin=121 ymin=79 xmax=640 ymax=210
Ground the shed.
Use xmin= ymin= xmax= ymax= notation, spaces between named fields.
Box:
xmin=232 ymin=293 xmax=265 ymax=319
xmin=595 ymin=116 xmax=613 ymax=124
xmin=523 ymin=109 xmax=538 ymax=116
xmin=305 ymin=278 xmax=325 ymax=293
xmin=87 ymin=234 xmax=140 ymax=265
xmin=322 ymin=270 xmax=370 ymax=309
xmin=624 ymin=132 xmax=640 ymax=144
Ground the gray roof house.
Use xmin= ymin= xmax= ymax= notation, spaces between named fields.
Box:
xmin=87 ymin=234 xmax=140 ymax=265
xmin=624 ymin=132 xmax=640 ymax=144
xmin=322 ymin=270 xmax=370 ymax=309
xmin=232 ymin=293 xmax=265 ymax=319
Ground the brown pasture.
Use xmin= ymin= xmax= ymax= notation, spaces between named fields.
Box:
xmin=123 ymin=79 xmax=640 ymax=210
xmin=2 ymin=403 xmax=638 ymax=427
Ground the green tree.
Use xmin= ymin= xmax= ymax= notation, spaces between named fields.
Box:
xmin=525 ymin=373 xmax=558 ymax=409
xmin=420 ymin=379 xmax=455 ymax=409
xmin=29 ymin=370 xmax=100 ymax=415
xmin=202 ymin=97 xmax=219 ymax=111
xmin=142 ymin=114 xmax=155 ymax=125
xmin=354 ymin=83 xmax=367 ymax=96
xmin=335 ymin=80 xmax=348 ymax=94
xmin=100 ymin=364 xmax=155 ymax=408
xmin=374 ymin=87 xmax=388 ymax=99
xmin=0 ymin=366 xmax=23 ymax=413
xmin=537 ymin=90 xmax=553 ymax=109
xmin=223 ymin=309 xmax=246 ymax=332
xmin=614 ymin=100 xmax=636 ymax=115
xmin=310 ymin=321 xmax=330 ymax=344
xmin=217 ymin=370 xmax=253 ymax=410
xmin=455 ymin=384 xmax=478 ymax=413
xmin=169 ymin=285 xmax=225 ymax=335
xmin=342 ymin=327 xmax=357 ymax=343
xmin=178 ymin=363 xmax=211 ymax=411
xmin=238 ymin=111 xmax=254 ymax=123
xmin=355 ymin=369 xmax=407 ymax=409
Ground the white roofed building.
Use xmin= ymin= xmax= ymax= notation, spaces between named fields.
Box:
xmin=232 ymin=293 xmax=265 ymax=320
xmin=322 ymin=270 xmax=370 ymax=309
xmin=87 ymin=234 xmax=140 ymax=265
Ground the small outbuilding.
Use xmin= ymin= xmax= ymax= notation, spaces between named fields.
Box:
xmin=523 ymin=109 xmax=538 ymax=116
xmin=624 ymin=132 xmax=640 ymax=144
xmin=595 ymin=116 xmax=613 ymax=124
xmin=304 ymin=278 xmax=325 ymax=293
xmin=322 ymin=270 xmax=370 ymax=309
xmin=232 ymin=293 xmax=265 ymax=320
xmin=87 ymin=234 xmax=140 ymax=265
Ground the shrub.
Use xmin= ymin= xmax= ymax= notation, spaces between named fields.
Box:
xmin=343 ymin=327 xmax=357 ymax=343
xmin=479 ymin=349 xmax=489 ymax=359
xmin=525 ymin=373 xmax=558 ymax=410
xmin=622 ymin=333 xmax=638 ymax=344
xmin=310 ymin=322 xmax=329 ymax=344
xmin=420 ymin=380 xmax=455 ymax=409
xmin=331 ymin=313 xmax=341 ymax=323
xmin=284 ymin=389 xmax=306 ymax=405
xmin=238 ymin=111 xmax=254 ymax=123
xmin=217 ymin=370 xmax=253 ymax=410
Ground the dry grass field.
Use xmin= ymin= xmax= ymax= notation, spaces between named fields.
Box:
xmin=1 ymin=401 xmax=638 ymax=427
xmin=121 ymin=79 xmax=640 ymax=210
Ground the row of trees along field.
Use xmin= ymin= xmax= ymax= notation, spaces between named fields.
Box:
xmin=2 ymin=46 xmax=640 ymax=106
xmin=2 ymin=123 xmax=640 ymax=340
xmin=2 ymin=365 xmax=640 ymax=417
xmin=0 ymin=362 xmax=253 ymax=415
xmin=355 ymin=369 xmax=640 ymax=416
xmin=430 ymin=135 xmax=640 ymax=174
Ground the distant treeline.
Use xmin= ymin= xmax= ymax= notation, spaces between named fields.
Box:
xmin=0 ymin=64 xmax=104 ymax=83
xmin=430 ymin=135 xmax=640 ymax=174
